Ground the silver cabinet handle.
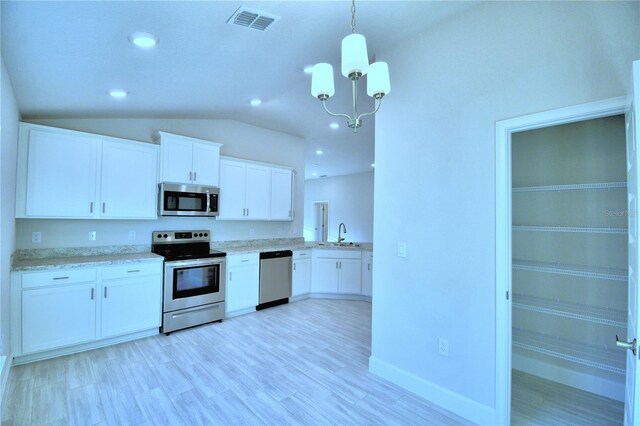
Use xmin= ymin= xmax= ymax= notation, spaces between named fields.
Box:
xmin=194 ymin=171 xmax=197 ymax=181
xmin=246 ymin=208 xmax=249 ymax=216
xmin=102 ymin=202 xmax=106 ymax=214
xmin=241 ymin=259 xmax=248 ymax=263
xmin=336 ymin=261 xmax=339 ymax=269
xmin=52 ymin=276 xmax=69 ymax=280
xmin=189 ymin=171 xmax=193 ymax=181
xmin=127 ymin=269 xmax=140 ymax=273
xmin=104 ymin=287 xmax=108 ymax=298
xmin=616 ymin=335 xmax=637 ymax=355
xmin=293 ymin=263 xmax=296 ymax=271
xmin=90 ymin=202 xmax=94 ymax=213
xmin=229 ymin=272 xmax=233 ymax=280
xmin=91 ymin=288 xmax=95 ymax=300
xmin=299 ymin=253 xmax=306 ymax=256
xmin=368 ymin=264 xmax=371 ymax=271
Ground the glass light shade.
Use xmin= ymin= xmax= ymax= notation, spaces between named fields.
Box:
xmin=367 ymin=62 xmax=391 ymax=97
xmin=341 ymin=34 xmax=369 ymax=77
xmin=311 ymin=63 xmax=335 ymax=98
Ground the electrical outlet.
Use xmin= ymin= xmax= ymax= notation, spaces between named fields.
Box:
xmin=32 ymin=232 xmax=42 ymax=243
xmin=397 ymin=242 xmax=407 ymax=257
xmin=89 ymin=231 xmax=97 ymax=241
xmin=438 ymin=337 xmax=449 ymax=356
xmin=249 ymin=228 xmax=255 ymax=237
xmin=128 ymin=230 xmax=136 ymax=240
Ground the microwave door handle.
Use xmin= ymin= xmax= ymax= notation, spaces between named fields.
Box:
xmin=206 ymin=192 xmax=211 ymax=213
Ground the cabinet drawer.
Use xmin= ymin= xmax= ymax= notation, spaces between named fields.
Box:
xmin=227 ymin=253 xmax=259 ymax=268
xmin=293 ymin=250 xmax=311 ymax=259
xmin=102 ymin=262 xmax=162 ymax=280
xmin=312 ymin=249 xmax=362 ymax=260
xmin=22 ymin=268 xmax=97 ymax=289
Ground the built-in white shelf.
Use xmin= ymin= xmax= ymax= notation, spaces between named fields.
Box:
xmin=512 ymin=225 xmax=627 ymax=234
xmin=512 ymin=259 xmax=627 ymax=282
xmin=512 ymin=293 xmax=627 ymax=328
xmin=512 ymin=328 xmax=625 ymax=375
xmin=512 ymin=182 xmax=627 ymax=193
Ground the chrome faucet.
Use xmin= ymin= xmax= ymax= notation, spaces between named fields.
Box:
xmin=338 ymin=223 xmax=347 ymax=243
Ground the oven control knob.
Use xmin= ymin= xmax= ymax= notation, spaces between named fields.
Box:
xmin=204 ymin=233 xmax=208 ymax=237
xmin=157 ymin=234 xmax=162 ymax=238
xmin=199 ymin=233 xmax=204 ymax=237
xmin=163 ymin=234 xmax=168 ymax=238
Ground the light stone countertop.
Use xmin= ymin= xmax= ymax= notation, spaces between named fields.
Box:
xmin=12 ymin=252 xmax=163 ymax=272
xmin=11 ymin=240 xmax=373 ymax=272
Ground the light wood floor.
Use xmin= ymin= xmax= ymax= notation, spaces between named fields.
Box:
xmin=2 ymin=299 xmax=472 ymax=426
xmin=511 ymin=369 xmax=625 ymax=425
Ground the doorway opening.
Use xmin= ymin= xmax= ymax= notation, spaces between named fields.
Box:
xmin=495 ymin=97 xmax=629 ymax=425
xmin=510 ymin=115 xmax=626 ymax=424
xmin=314 ymin=201 xmax=329 ymax=242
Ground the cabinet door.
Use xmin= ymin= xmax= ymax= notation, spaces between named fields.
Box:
xmin=100 ymin=140 xmax=158 ymax=219
xmin=219 ymin=160 xmax=247 ymax=219
xmin=338 ymin=258 xmax=362 ymax=294
xmin=292 ymin=258 xmax=312 ymax=297
xmin=226 ymin=263 xmax=259 ymax=313
xmin=25 ymin=129 xmax=99 ymax=218
xmin=270 ymin=168 xmax=293 ymax=220
xmin=101 ymin=276 xmax=162 ymax=338
xmin=245 ymin=164 xmax=270 ymax=220
xmin=312 ymin=258 xmax=340 ymax=293
xmin=22 ymin=283 xmax=96 ymax=353
xmin=361 ymin=254 xmax=373 ymax=297
xmin=161 ymin=136 xmax=193 ymax=184
xmin=192 ymin=142 xmax=220 ymax=186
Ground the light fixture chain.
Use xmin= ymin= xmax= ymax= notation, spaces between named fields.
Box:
xmin=350 ymin=0 xmax=356 ymax=34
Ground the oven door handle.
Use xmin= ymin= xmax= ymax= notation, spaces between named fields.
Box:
xmin=165 ymin=258 xmax=224 ymax=268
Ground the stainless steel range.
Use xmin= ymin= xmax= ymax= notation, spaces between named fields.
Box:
xmin=152 ymin=230 xmax=226 ymax=334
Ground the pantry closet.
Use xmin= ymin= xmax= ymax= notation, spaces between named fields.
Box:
xmin=511 ymin=114 xmax=627 ymax=420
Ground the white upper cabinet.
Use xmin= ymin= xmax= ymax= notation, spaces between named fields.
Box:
xmin=244 ymin=164 xmax=270 ymax=220
xmin=16 ymin=123 xmax=159 ymax=219
xmin=23 ymin=129 xmax=100 ymax=218
xmin=218 ymin=156 xmax=294 ymax=221
xmin=100 ymin=140 xmax=158 ymax=219
xmin=157 ymin=132 xmax=222 ymax=186
xmin=270 ymin=168 xmax=293 ymax=221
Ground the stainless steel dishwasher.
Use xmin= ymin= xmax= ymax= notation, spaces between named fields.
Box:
xmin=257 ymin=250 xmax=292 ymax=310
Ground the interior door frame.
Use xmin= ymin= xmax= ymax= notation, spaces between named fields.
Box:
xmin=495 ymin=96 xmax=627 ymax=424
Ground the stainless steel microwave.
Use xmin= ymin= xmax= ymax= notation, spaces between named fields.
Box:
xmin=159 ymin=183 xmax=219 ymax=217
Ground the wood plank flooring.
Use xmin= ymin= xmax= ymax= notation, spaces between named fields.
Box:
xmin=2 ymin=299 xmax=472 ymax=426
xmin=511 ymin=369 xmax=625 ymax=425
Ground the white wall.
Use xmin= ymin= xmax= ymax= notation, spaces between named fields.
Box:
xmin=1 ymin=57 xmax=20 ymax=356
xmin=304 ymin=172 xmax=374 ymax=242
xmin=17 ymin=118 xmax=305 ymax=249
xmin=370 ymin=1 xmax=640 ymax=424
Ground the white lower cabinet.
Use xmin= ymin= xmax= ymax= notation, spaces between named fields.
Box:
xmin=12 ymin=261 xmax=163 ymax=360
xmin=22 ymin=282 xmax=97 ymax=354
xmin=311 ymin=249 xmax=362 ymax=295
xmin=292 ymin=250 xmax=311 ymax=297
xmin=226 ymin=253 xmax=260 ymax=314
xmin=361 ymin=251 xmax=373 ymax=297
xmin=100 ymin=263 xmax=162 ymax=338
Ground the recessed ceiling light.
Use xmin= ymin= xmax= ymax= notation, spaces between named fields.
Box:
xmin=315 ymin=149 xmax=323 ymax=155
xmin=304 ymin=65 xmax=314 ymax=74
xmin=108 ymin=89 xmax=128 ymax=98
xmin=329 ymin=122 xmax=339 ymax=129
xmin=312 ymin=172 xmax=317 ymax=176
xmin=250 ymin=98 xmax=262 ymax=106
xmin=129 ymin=32 xmax=158 ymax=48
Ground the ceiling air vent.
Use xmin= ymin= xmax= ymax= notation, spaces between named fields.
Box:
xmin=227 ymin=6 xmax=280 ymax=32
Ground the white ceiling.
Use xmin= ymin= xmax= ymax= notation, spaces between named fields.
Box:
xmin=1 ymin=1 xmax=477 ymax=179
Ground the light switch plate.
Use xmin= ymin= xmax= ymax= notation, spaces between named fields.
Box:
xmin=128 ymin=231 xmax=136 ymax=240
xmin=397 ymin=242 xmax=407 ymax=257
xmin=32 ymin=232 xmax=42 ymax=243
xmin=438 ymin=337 xmax=449 ymax=356
xmin=89 ymin=231 xmax=97 ymax=241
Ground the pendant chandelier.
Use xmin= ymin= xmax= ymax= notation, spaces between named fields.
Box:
xmin=310 ymin=0 xmax=391 ymax=133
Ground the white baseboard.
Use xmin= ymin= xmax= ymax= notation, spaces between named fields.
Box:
xmin=225 ymin=307 xmax=256 ymax=318
xmin=513 ymin=352 xmax=624 ymax=402
xmin=0 ymin=354 xmax=12 ymax=420
xmin=308 ymin=293 xmax=370 ymax=302
xmin=369 ymin=356 xmax=497 ymax=425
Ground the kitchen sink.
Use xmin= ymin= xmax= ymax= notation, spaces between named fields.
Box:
xmin=318 ymin=242 xmax=360 ymax=248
